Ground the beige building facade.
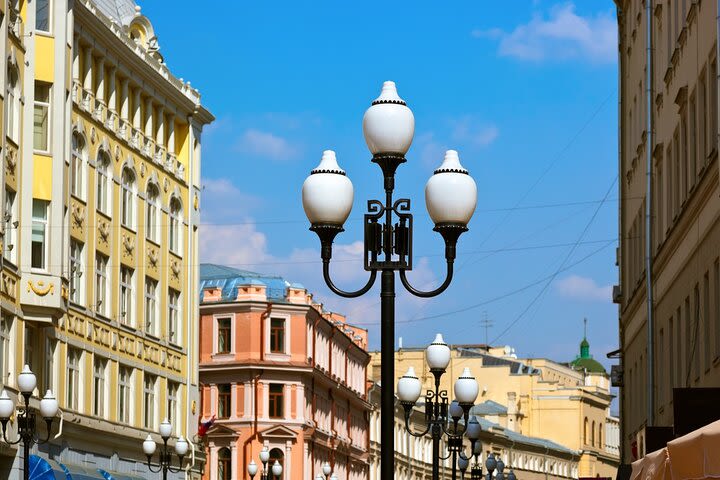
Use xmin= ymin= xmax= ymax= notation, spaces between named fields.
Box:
xmin=0 ymin=0 xmax=212 ymax=478
xmin=370 ymin=340 xmax=619 ymax=478
xmin=615 ymin=0 xmax=720 ymax=465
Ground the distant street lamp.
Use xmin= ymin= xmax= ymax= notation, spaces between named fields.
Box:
xmin=0 ymin=365 xmax=59 ymax=480
xmin=142 ymin=418 xmax=188 ymax=480
xmin=247 ymin=446 xmax=283 ymax=480
xmin=315 ymin=461 xmax=337 ymax=480
xmin=397 ymin=334 xmax=480 ymax=480
xmin=302 ymin=81 xmax=477 ymax=480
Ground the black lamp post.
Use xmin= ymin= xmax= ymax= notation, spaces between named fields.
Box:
xmin=142 ymin=418 xmax=189 ymax=480
xmin=301 ymin=82 xmax=477 ymax=480
xmin=247 ymin=446 xmax=283 ymax=480
xmin=0 ymin=365 xmax=60 ymax=480
xmin=397 ymin=334 xmax=482 ymax=480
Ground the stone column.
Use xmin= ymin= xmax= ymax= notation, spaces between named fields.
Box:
xmin=82 ymin=46 xmax=93 ymax=110
xmin=106 ymin=65 xmax=117 ymax=129
xmin=155 ymin=105 xmax=165 ymax=162
xmin=230 ymin=443 xmax=238 ymax=480
xmin=285 ymin=440 xmax=292 ymax=480
xmin=72 ymin=36 xmax=80 ymax=101
xmin=166 ymin=112 xmax=175 ymax=156
xmin=120 ymin=78 xmax=130 ymax=137
xmin=132 ymin=87 xmax=142 ymax=129
xmin=208 ymin=444 xmax=217 ymax=480
xmin=95 ymin=57 xmax=105 ymax=104
xmin=144 ymin=97 xmax=154 ymax=156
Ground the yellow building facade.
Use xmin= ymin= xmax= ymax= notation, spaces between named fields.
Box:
xmin=370 ymin=340 xmax=619 ymax=479
xmin=0 ymin=0 xmax=212 ymax=478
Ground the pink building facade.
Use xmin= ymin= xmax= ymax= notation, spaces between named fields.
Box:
xmin=198 ymin=264 xmax=371 ymax=480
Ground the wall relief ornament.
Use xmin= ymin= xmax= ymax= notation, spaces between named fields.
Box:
xmin=122 ymin=234 xmax=135 ymax=256
xmin=98 ymin=221 xmax=110 ymax=244
xmin=147 ymin=249 xmax=159 ymax=269
xmin=170 ymin=259 xmax=181 ymax=280
xmin=71 ymin=203 xmax=86 ymax=229
xmin=5 ymin=147 xmax=17 ymax=176
xmin=27 ymin=280 xmax=54 ymax=296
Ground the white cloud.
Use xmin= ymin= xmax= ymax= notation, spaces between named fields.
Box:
xmin=475 ymin=3 xmax=617 ymax=63
xmin=555 ymin=274 xmax=612 ymax=301
xmin=450 ymin=117 xmax=499 ymax=147
xmin=235 ymin=128 xmax=298 ymax=160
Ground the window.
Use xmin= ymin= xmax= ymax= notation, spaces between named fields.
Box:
xmin=67 ymin=348 xmax=81 ymax=410
xmin=7 ymin=66 xmax=20 ymax=143
xmin=144 ymin=277 xmax=158 ymax=335
xmin=0 ymin=315 xmax=12 ymax=385
xmin=218 ymin=448 xmax=231 ymax=480
xmin=93 ymin=356 xmax=107 ymax=418
xmin=218 ymin=384 xmax=230 ymax=419
xmin=699 ymin=69 xmax=707 ymax=161
xmin=599 ymin=423 xmax=603 ymax=449
xmin=689 ymin=92 xmax=697 ymax=185
xmin=95 ymin=253 xmax=109 ymax=316
xmin=146 ymin=184 xmax=159 ymax=242
xmin=71 ymin=132 xmax=85 ymax=198
xmin=715 ymin=260 xmax=720 ymax=358
xmin=31 ymin=200 xmax=49 ymax=269
xmin=120 ymin=267 xmax=134 ymax=326
xmin=168 ymin=381 xmax=179 ymax=434
xmin=121 ymin=168 xmax=136 ymax=228
xmin=4 ymin=189 xmax=17 ymax=263
xmin=143 ymin=374 xmax=156 ymax=429
xmin=583 ymin=417 xmax=588 ymax=445
xmin=169 ymin=197 xmax=182 ymax=253
xmin=36 ymin=0 xmax=50 ymax=32
xmin=217 ymin=317 xmax=231 ymax=354
xmin=711 ymin=59 xmax=718 ymax=154
xmin=69 ymin=240 xmax=84 ymax=304
xmin=268 ymin=384 xmax=284 ymax=419
xmin=96 ymin=152 xmax=111 ymax=214
xmin=44 ymin=337 xmax=55 ymax=393
xmin=118 ymin=366 xmax=132 ymax=423
xmin=591 ymin=421 xmax=596 ymax=447
xmin=24 ymin=325 xmax=35 ymax=371
xmin=34 ymin=83 xmax=51 ymax=152
xmin=269 ymin=449 xmax=284 ymax=478
xmin=270 ymin=318 xmax=285 ymax=353
xmin=704 ymin=272 xmax=711 ymax=370
xmin=168 ymin=289 xmax=180 ymax=344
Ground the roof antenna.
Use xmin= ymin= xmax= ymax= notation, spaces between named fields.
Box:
xmin=583 ymin=317 xmax=588 ymax=339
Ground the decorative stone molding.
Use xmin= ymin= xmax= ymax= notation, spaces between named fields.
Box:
xmin=71 ymin=203 xmax=86 ymax=229
xmin=5 ymin=145 xmax=17 ymax=177
xmin=170 ymin=259 xmax=181 ymax=280
xmin=147 ymin=248 xmax=159 ymax=269
xmin=122 ymin=234 xmax=135 ymax=257
xmin=1 ymin=273 xmax=17 ymax=300
xmin=98 ymin=220 xmax=111 ymax=244
xmin=27 ymin=280 xmax=54 ymax=296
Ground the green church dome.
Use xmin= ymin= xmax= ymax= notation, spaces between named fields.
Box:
xmin=570 ymin=320 xmax=606 ymax=374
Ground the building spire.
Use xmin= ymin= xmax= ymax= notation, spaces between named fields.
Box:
xmin=580 ymin=318 xmax=590 ymax=359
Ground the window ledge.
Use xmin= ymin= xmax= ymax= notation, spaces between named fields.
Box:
xmin=146 ymin=237 xmax=160 ymax=248
xmin=118 ymin=322 xmax=138 ymax=334
xmin=265 ymin=353 xmax=291 ymax=362
xmin=70 ymin=193 xmax=86 ymax=204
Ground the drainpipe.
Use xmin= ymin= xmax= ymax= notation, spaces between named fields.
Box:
xmin=613 ymin=0 xmax=627 ymax=465
xmin=185 ymin=115 xmax=195 ymax=479
xmin=645 ymin=0 xmax=655 ymax=429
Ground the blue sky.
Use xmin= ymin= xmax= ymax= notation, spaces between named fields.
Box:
xmin=143 ymin=1 xmax=619 ymax=367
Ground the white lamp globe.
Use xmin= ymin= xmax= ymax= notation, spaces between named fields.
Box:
xmin=142 ymin=435 xmax=157 ymax=456
xmin=426 ymin=333 xmax=451 ymax=371
xmin=323 ymin=462 xmax=332 ymax=476
xmin=473 ymin=439 xmax=483 ymax=456
xmin=425 ymin=150 xmax=477 ymax=226
xmin=175 ymin=436 xmax=189 ymax=456
xmin=454 ymin=367 xmax=479 ymax=404
xmin=302 ymin=150 xmax=354 ymax=226
xmin=259 ymin=446 xmax=270 ymax=464
xmin=0 ymin=390 xmax=14 ymax=419
xmin=486 ymin=453 xmax=497 ymax=472
xmin=248 ymin=460 xmax=259 ymax=477
xmin=330 ymin=474 xmax=339 ymax=480
xmin=40 ymin=390 xmax=58 ymax=418
xmin=362 ymin=81 xmax=415 ymax=155
xmin=272 ymin=460 xmax=282 ymax=476
xmin=159 ymin=418 xmax=172 ymax=439
xmin=17 ymin=365 xmax=37 ymax=394
xmin=448 ymin=400 xmax=463 ymax=419
xmin=397 ymin=367 xmax=422 ymax=403
xmin=458 ymin=454 xmax=470 ymax=472
xmin=316 ymin=475 xmax=324 ymax=480
xmin=466 ymin=416 xmax=482 ymax=441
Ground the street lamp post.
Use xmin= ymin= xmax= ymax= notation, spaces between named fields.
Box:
xmin=302 ymin=82 xmax=477 ymax=480
xmin=142 ymin=418 xmax=189 ymax=480
xmin=247 ymin=446 xmax=283 ymax=480
xmin=397 ymin=334 xmax=481 ymax=480
xmin=314 ymin=461 xmax=338 ymax=480
xmin=0 ymin=365 xmax=59 ymax=480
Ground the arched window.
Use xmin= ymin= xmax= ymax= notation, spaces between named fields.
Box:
xmin=217 ymin=447 xmax=231 ymax=480
xmin=583 ymin=417 xmax=588 ymax=445
xmin=169 ymin=197 xmax=182 ymax=253
xmin=71 ymin=132 xmax=85 ymax=198
xmin=121 ymin=168 xmax=136 ymax=228
xmin=7 ymin=65 xmax=20 ymax=143
xmin=591 ymin=421 xmax=596 ymax=447
xmin=599 ymin=423 xmax=603 ymax=449
xmin=146 ymin=183 xmax=159 ymax=242
xmin=96 ymin=151 xmax=111 ymax=214
xmin=269 ymin=448 xmax=284 ymax=479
